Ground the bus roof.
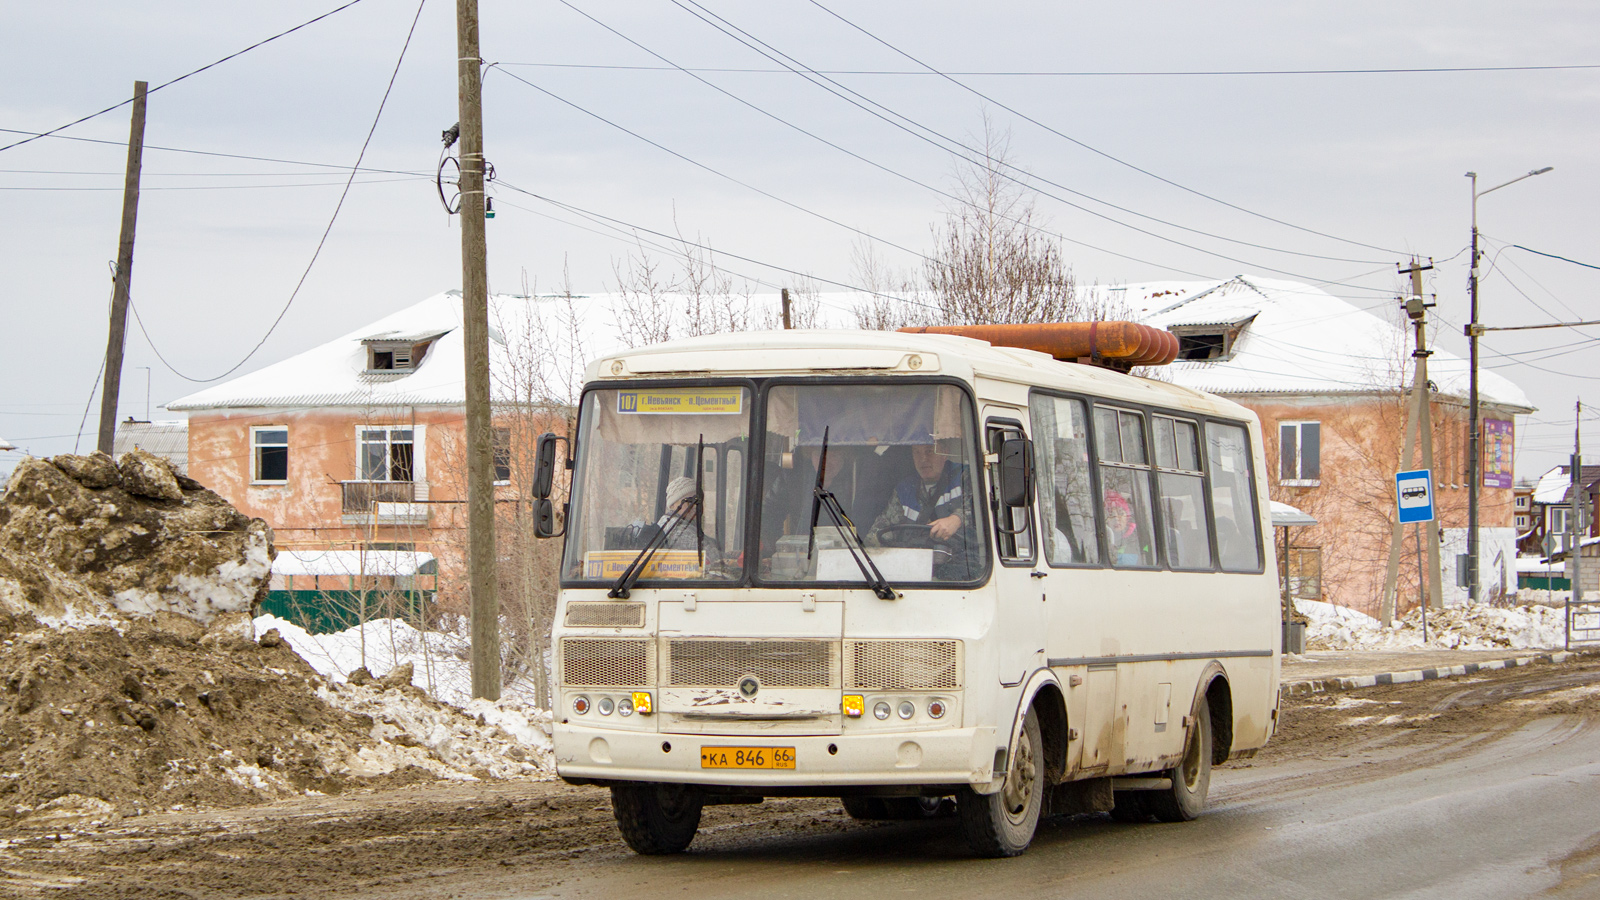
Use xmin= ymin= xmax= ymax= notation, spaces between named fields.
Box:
xmin=587 ymin=329 xmax=1256 ymax=423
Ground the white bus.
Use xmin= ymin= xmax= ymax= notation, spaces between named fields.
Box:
xmin=531 ymin=325 xmax=1280 ymax=857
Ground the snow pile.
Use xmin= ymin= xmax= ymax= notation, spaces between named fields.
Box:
xmin=1299 ymin=598 xmax=1570 ymax=651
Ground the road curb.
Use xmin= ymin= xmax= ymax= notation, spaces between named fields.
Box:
xmin=1280 ymin=650 xmax=1592 ymax=698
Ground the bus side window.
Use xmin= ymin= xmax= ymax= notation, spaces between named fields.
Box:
xmin=1154 ymin=416 xmax=1213 ymax=570
xmin=1095 ymin=406 xmax=1157 ymax=568
xmin=1028 ymin=394 xmax=1099 ymax=566
xmin=1206 ymin=421 xmax=1263 ymax=572
xmin=986 ymin=421 xmax=1035 ymax=563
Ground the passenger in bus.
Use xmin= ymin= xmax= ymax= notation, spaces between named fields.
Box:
xmin=660 ymin=475 xmax=722 ymax=562
xmin=866 ymin=441 xmax=980 ymax=580
xmin=1104 ymin=488 xmax=1151 ymax=566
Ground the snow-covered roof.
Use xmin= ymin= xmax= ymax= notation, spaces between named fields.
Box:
xmin=271 ymin=549 xmax=437 ymax=578
xmin=1534 ymin=466 xmax=1570 ymax=505
xmin=0 ymin=437 xmax=14 ymax=451
xmin=168 ymin=292 xmax=578 ymax=411
xmin=1091 ymin=276 xmax=1533 ymax=411
xmin=1270 ymin=500 xmax=1317 ymax=527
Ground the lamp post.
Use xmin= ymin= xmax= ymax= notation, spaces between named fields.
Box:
xmin=1465 ymin=165 xmax=1552 ymax=603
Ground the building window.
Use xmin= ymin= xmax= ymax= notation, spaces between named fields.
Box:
xmin=1516 ymin=514 xmax=1530 ymax=529
xmin=360 ymin=427 xmax=414 ymax=481
xmin=1279 ymin=421 xmax=1321 ymax=485
xmin=1548 ymin=507 xmax=1571 ymax=554
xmin=494 ymin=426 xmax=511 ymax=484
xmin=1515 ymin=495 xmax=1529 ymax=509
xmin=252 ymin=427 xmax=288 ymax=483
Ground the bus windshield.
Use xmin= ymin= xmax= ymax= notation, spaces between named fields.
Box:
xmin=562 ymin=385 xmax=751 ymax=584
xmin=757 ymin=382 xmax=987 ymax=586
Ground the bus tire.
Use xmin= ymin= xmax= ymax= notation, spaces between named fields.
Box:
xmin=1145 ymin=697 xmax=1211 ymax=822
xmin=610 ymin=782 xmax=704 ymax=854
xmin=841 ymin=796 xmax=890 ymax=820
xmin=958 ymin=712 xmax=1044 ymax=857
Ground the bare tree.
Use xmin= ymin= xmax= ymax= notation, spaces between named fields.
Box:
xmin=610 ymin=216 xmax=766 ymax=345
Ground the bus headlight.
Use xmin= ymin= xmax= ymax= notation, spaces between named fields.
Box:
xmin=897 ymin=701 xmax=915 ymax=720
xmin=873 ymin=702 xmax=891 ymax=720
xmin=598 ymin=697 xmax=615 ymax=716
xmin=618 ymin=697 xmax=635 ymax=717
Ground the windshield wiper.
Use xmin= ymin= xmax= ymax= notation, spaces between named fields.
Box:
xmin=806 ymin=427 xmax=899 ymax=600
xmin=610 ymin=435 xmax=705 ymax=599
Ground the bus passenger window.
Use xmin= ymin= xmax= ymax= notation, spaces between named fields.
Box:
xmin=1029 ymin=395 xmax=1098 ymax=565
xmin=1095 ymin=407 xmax=1156 ymax=568
xmin=1207 ymin=422 xmax=1262 ymax=572
xmin=1154 ymin=416 xmax=1213 ymax=570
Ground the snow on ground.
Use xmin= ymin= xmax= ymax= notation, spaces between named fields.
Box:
xmin=253 ymin=614 xmax=554 ymax=778
xmin=1298 ymin=598 xmax=1572 ymax=651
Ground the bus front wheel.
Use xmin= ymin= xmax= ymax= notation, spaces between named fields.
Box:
xmin=958 ymin=712 xmax=1044 ymax=857
xmin=1145 ymin=698 xmax=1211 ymax=822
xmin=611 ymin=782 xmax=704 ymax=854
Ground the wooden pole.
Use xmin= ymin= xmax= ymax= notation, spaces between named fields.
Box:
xmin=781 ymin=287 xmax=793 ymax=330
xmin=458 ymin=0 xmax=500 ymax=700
xmin=97 ymin=81 xmax=148 ymax=456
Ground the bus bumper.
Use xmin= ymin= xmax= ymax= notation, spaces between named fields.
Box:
xmin=554 ymin=724 xmax=997 ymax=789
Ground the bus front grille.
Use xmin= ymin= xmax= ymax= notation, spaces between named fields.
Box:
xmin=561 ymin=638 xmax=654 ymax=687
xmin=664 ymin=639 xmax=837 ymax=688
xmin=564 ymin=601 xmax=647 ymax=628
xmin=846 ymin=640 xmax=962 ymax=690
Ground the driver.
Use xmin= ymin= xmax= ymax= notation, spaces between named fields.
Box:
xmin=867 ymin=440 xmax=979 ymax=580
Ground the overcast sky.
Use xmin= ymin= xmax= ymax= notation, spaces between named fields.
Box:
xmin=3 ymin=0 xmax=1597 ymax=483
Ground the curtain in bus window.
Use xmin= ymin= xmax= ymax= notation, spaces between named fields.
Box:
xmin=1208 ymin=422 xmax=1262 ymax=572
xmin=1030 ymin=395 xmax=1099 ymax=565
xmin=1155 ymin=417 xmax=1213 ymax=570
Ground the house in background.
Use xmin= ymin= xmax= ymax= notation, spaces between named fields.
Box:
xmin=1522 ymin=464 xmax=1600 ymax=559
xmin=166 ymin=290 xmax=567 ymax=615
xmin=113 ymin=417 xmax=188 ymax=474
xmin=1092 ymin=275 xmax=1534 ymax=615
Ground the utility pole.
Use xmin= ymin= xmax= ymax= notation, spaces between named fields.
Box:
xmin=1571 ymin=401 xmax=1584 ymax=652
xmin=458 ymin=0 xmax=500 ymax=700
xmin=1380 ymin=258 xmax=1443 ymax=626
xmin=781 ymin=288 xmax=793 ymax=330
xmin=97 ymin=81 xmax=148 ymax=456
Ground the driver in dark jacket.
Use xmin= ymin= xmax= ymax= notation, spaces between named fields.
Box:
xmin=867 ymin=442 xmax=980 ymax=581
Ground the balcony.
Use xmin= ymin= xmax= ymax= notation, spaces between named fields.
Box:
xmin=341 ymin=481 xmax=429 ymax=526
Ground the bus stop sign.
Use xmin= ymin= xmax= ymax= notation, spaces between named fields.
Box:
xmin=1396 ymin=469 xmax=1435 ymax=524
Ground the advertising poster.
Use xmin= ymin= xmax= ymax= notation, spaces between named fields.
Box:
xmin=1483 ymin=418 xmax=1514 ymax=489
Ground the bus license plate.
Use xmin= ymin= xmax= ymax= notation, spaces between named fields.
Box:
xmin=700 ymin=746 xmax=796 ymax=770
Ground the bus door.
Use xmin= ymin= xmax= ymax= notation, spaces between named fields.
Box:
xmin=982 ymin=413 xmax=1044 ymax=705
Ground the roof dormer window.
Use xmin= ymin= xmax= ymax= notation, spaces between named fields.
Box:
xmin=1168 ymin=315 xmax=1255 ymax=362
xmin=360 ymin=328 xmax=451 ymax=374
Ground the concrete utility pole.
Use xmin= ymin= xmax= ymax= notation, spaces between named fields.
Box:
xmin=1380 ymin=259 xmax=1443 ymax=625
xmin=457 ymin=0 xmax=500 ymax=700
xmin=1571 ymin=401 xmax=1584 ymax=652
xmin=97 ymin=81 xmax=148 ymax=456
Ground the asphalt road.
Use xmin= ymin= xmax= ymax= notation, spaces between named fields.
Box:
xmin=6 ymin=658 xmax=1599 ymax=900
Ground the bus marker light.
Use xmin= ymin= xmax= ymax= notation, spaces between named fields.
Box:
xmin=573 ymin=695 xmax=591 ymax=715
xmin=632 ymin=692 xmax=653 ymax=715
xmin=843 ymin=695 xmax=864 ymax=718
xmin=873 ymin=702 xmax=891 ymax=721
xmin=927 ymin=700 xmax=946 ymax=719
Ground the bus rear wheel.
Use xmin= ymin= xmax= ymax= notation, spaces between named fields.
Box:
xmin=1145 ymin=698 xmax=1211 ymax=822
xmin=611 ymin=782 xmax=704 ymax=854
xmin=958 ymin=712 xmax=1043 ymax=857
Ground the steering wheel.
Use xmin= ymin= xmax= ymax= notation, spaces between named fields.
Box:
xmin=876 ymin=523 xmax=935 ymax=548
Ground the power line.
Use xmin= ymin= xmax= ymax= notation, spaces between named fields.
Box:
xmin=494 ymin=61 xmax=1600 ymax=77
xmin=664 ymin=0 xmax=1397 ymax=285
xmin=0 ymin=128 xmax=429 ymax=176
xmin=800 ymin=0 xmax=1409 ymax=257
xmin=0 ymin=0 xmax=371 ymax=154
xmin=140 ymin=0 xmax=428 ymax=384
xmin=1509 ymin=244 xmax=1600 ymax=273
xmin=0 ymin=176 xmax=422 ymax=192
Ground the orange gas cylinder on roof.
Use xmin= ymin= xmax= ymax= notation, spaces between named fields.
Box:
xmin=897 ymin=321 xmax=1180 ymax=367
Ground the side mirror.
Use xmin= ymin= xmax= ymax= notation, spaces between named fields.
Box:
xmin=533 ymin=498 xmax=560 ymax=538
xmin=998 ymin=438 xmax=1034 ymax=508
xmin=533 ymin=432 xmax=563 ymax=499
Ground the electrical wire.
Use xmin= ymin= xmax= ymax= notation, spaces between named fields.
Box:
xmin=800 ymin=0 xmax=1409 ymax=257
xmin=661 ymin=0 xmax=1400 ymax=285
xmin=0 ymin=176 xmax=422 ymax=192
xmin=1509 ymin=244 xmax=1600 ymax=273
xmin=0 ymin=128 xmax=430 ymax=176
xmin=493 ymin=61 xmax=1600 ymax=77
xmin=137 ymin=0 xmax=429 ymax=384
xmin=0 ymin=0 xmax=371 ymax=154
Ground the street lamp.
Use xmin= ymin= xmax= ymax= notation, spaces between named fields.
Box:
xmin=1465 ymin=166 xmax=1553 ymax=603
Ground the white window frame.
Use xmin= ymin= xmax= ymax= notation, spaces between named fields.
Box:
xmin=1279 ymin=420 xmax=1321 ymax=487
xmin=250 ymin=426 xmax=289 ymax=485
xmin=357 ymin=425 xmax=425 ymax=483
